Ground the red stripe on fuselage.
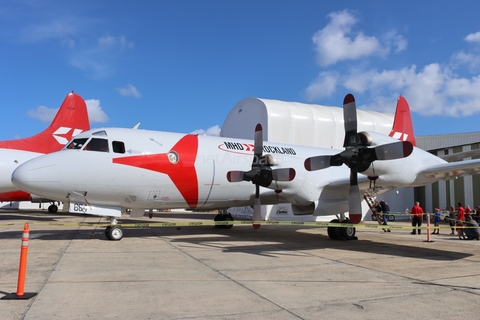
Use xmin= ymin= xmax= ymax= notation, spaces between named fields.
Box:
xmin=113 ymin=134 xmax=199 ymax=208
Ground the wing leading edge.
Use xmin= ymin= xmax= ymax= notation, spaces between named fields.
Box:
xmin=417 ymin=158 xmax=480 ymax=182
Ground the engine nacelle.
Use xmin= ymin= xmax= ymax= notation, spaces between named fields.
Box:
xmin=358 ymin=131 xmax=400 ymax=146
xmin=358 ymin=131 xmax=373 ymax=146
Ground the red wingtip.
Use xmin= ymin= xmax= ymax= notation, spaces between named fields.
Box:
xmin=343 ymin=93 xmax=355 ymax=105
xmin=255 ymin=123 xmax=262 ymax=132
xmin=389 ymin=95 xmax=416 ymax=147
xmin=0 ymin=92 xmax=90 ymax=153
xmin=349 ymin=213 xmax=362 ymax=224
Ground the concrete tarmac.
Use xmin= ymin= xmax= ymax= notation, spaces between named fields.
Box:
xmin=1 ymin=209 xmax=479 ymax=320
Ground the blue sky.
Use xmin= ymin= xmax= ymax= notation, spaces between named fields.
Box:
xmin=1 ymin=0 xmax=480 ymax=141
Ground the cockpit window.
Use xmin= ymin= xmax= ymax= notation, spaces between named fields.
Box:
xmin=112 ymin=141 xmax=125 ymax=154
xmin=65 ymin=138 xmax=88 ymax=150
xmin=83 ymin=138 xmax=109 ymax=152
xmin=92 ymin=130 xmax=108 ymax=137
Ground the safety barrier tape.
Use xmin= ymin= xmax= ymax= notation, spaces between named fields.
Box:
xmin=0 ymin=220 xmax=478 ymax=230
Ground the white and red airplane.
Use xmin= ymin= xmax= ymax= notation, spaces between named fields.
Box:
xmin=0 ymin=92 xmax=90 ymax=212
xmin=11 ymin=94 xmax=480 ymax=240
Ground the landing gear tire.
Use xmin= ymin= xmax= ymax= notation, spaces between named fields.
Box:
xmin=48 ymin=204 xmax=58 ymax=213
xmin=105 ymin=227 xmax=111 ymax=239
xmin=327 ymin=219 xmax=340 ymax=240
xmin=105 ymin=226 xmax=123 ymax=241
xmin=339 ymin=220 xmax=357 ymax=240
xmin=214 ymin=213 xmax=234 ymax=229
xmin=327 ymin=219 xmax=357 ymax=240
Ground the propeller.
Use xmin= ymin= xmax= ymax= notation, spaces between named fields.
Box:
xmin=304 ymin=94 xmax=413 ymax=224
xmin=226 ymin=124 xmax=296 ymax=228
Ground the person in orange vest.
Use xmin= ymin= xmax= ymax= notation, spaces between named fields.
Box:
xmin=410 ymin=201 xmax=424 ymax=235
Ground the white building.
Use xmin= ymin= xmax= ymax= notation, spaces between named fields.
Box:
xmin=220 ymin=98 xmax=395 ymax=221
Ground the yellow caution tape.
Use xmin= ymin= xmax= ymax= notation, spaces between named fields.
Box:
xmin=0 ymin=220 xmax=478 ymax=230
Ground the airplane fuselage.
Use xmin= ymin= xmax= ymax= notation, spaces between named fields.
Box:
xmin=11 ymin=127 xmax=448 ymax=218
xmin=12 ymin=128 xmax=335 ymax=211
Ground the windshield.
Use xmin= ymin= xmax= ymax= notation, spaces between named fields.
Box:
xmin=84 ymin=138 xmax=109 ymax=152
xmin=65 ymin=138 xmax=88 ymax=150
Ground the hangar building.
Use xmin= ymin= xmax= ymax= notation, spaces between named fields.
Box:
xmin=220 ymin=98 xmax=394 ymax=221
xmin=220 ymin=98 xmax=480 ymax=220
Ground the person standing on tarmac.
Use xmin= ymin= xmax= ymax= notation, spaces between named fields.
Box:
xmin=410 ymin=201 xmax=424 ymax=235
xmin=379 ymin=200 xmax=391 ymax=232
xmin=457 ymin=202 xmax=466 ymax=239
xmin=432 ymin=207 xmax=441 ymax=234
xmin=448 ymin=205 xmax=456 ymax=235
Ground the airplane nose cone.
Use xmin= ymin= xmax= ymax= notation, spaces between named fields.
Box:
xmin=12 ymin=159 xmax=63 ymax=195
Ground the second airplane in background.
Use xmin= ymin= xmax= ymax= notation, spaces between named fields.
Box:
xmin=11 ymin=94 xmax=480 ymax=240
xmin=0 ymin=92 xmax=90 ymax=212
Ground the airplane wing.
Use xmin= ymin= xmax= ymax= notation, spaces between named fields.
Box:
xmin=440 ymin=150 xmax=480 ymax=162
xmin=419 ymin=158 xmax=480 ymax=179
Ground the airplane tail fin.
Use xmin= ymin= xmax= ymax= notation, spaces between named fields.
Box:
xmin=389 ymin=95 xmax=416 ymax=147
xmin=0 ymin=92 xmax=90 ymax=154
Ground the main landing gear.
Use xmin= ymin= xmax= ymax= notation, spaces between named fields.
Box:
xmin=105 ymin=218 xmax=123 ymax=241
xmin=214 ymin=210 xmax=234 ymax=229
xmin=327 ymin=217 xmax=357 ymax=241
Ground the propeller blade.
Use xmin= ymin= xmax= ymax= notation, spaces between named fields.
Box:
xmin=348 ymin=169 xmax=362 ymax=224
xmin=253 ymin=184 xmax=261 ymax=229
xmin=253 ymin=197 xmax=261 ymax=221
xmin=253 ymin=124 xmax=263 ymax=166
xmin=348 ymin=184 xmax=362 ymax=224
xmin=305 ymin=155 xmax=331 ymax=171
xmin=343 ymin=94 xmax=360 ymax=148
xmin=373 ymin=141 xmax=413 ymax=160
xmin=226 ymin=171 xmax=245 ymax=182
xmin=271 ymin=168 xmax=296 ymax=181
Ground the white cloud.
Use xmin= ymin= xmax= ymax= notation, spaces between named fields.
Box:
xmin=305 ymin=71 xmax=339 ymax=100
xmin=451 ymin=33 xmax=480 ymax=72
xmin=383 ymin=32 xmax=407 ymax=53
xmin=191 ymin=125 xmax=221 ymax=136
xmin=465 ymin=32 xmax=480 ymax=43
xmin=99 ymin=35 xmax=134 ymax=50
xmin=28 ymin=99 xmax=109 ymax=124
xmin=85 ymin=99 xmax=109 ymax=123
xmin=307 ymin=14 xmax=480 ymax=119
xmin=20 ymin=19 xmax=78 ymax=45
xmin=312 ymin=10 xmax=387 ymax=66
xmin=70 ymin=35 xmax=134 ymax=78
xmin=316 ymin=64 xmax=480 ymax=118
xmin=27 ymin=105 xmax=57 ymax=123
xmin=116 ymin=84 xmax=142 ymax=98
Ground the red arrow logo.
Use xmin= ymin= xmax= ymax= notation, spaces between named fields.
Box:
xmin=113 ymin=134 xmax=199 ymax=208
